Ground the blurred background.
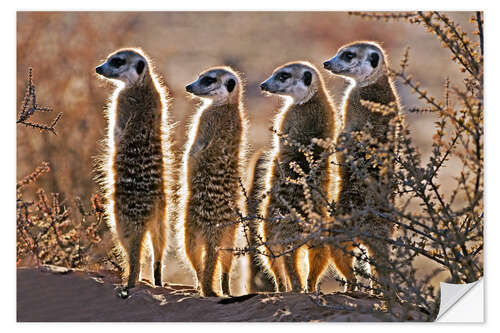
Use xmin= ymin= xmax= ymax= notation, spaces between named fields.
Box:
xmin=17 ymin=11 xmax=476 ymax=292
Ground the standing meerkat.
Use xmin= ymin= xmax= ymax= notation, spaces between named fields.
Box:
xmin=180 ymin=66 xmax=247 ymax=297
xmin=246 ymin=149 xmax=276 ymax=293
xmin=259 ymin=61 xmax=353 ymax=293
xmin=95 ymin=48 xmax=173 ymax=297
xmin=323 ymin=41 xmax=401 ymax=292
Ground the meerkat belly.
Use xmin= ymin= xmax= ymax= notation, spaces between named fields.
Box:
xmin=186 ymin=148 xmax=239 ymax=232
xmin=113 ymin=133 xmax=164 ymax=221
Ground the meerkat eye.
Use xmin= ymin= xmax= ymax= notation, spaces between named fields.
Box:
xmin=340 ymin=51 xmax=356 ymax=62
xmin=109 ymin=57 xmax=126 ymax=68
xmin=200 ymin=76 xmax=217 ymax=86
xmin=225 ymin=78 xmax=236 ymax=93
xmin=136 ymin=60 xmax=145 ymax=75
xmin=369 ymin=53 xmax=380 ymax=68
xmin=278 ymin=72 xmax=291 ymax=82
xmin=303 ymin=71 xmax=312 ymax=86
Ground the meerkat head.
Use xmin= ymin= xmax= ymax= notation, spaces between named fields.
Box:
xmin=323 ymin=42 xmax=386 ymax=87
xmin=185 ymin=67 xmax=240 ymax=106
xmin=260 ymin=62 xmax=321 ymax=105
xmin=96 ymin=48 xmax=149 ymax=86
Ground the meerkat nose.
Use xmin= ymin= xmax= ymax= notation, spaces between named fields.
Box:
xmin=185 ymin=84 xmax=194 ymax=93
xmin=260 ymin=82 xmax=268 ymax=91
xmin=96 ymin=66 xmax=104 ymax=75
xmin=323 ymin=61 xmax=331 ymax=69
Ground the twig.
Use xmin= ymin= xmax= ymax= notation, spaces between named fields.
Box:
xmin=17 ymin=67 xmax=62 ymax=135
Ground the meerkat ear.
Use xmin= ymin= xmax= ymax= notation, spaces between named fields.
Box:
xmin=136 ymin=60 xmax=145 ymax=75
xmin=226 ymin=78 xmax=236 ymax=93
xmin=303 ymin=71 xmax=312 ymax=86
xmin=369 ymin=53 xmax=380 ymax=68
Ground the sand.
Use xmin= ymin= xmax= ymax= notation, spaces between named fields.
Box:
xmin=17 ymin=265 xmax=426 ymax=322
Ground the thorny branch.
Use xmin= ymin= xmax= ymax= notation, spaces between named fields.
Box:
xmin=17 ymin=67 xmax=62 ymax=135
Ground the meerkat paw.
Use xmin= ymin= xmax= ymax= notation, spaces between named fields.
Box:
xmin=369 ymin=285 xmax=383 ymax=296
xmin=345 ymin=280 xmax=357 ymax=292
xmin=118 ymin=286 xmax=131 ymax=299
xmin=290 ymin=281 xmax=302 ymax=293
xmin=306 ymin=280 xmax=316 ymax=293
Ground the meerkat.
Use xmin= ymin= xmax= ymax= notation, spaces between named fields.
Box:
xmin=180 ymin=66 xmax=247 ymax=297
xmin=246 ymin=149 xmax=276 ymax=293
xmin=95 ymin=48 xmax=173 ymax=297
xmin=259 ymin=61 xmax=354 ymax=293
xmin=323 ymin=41 xmax=401 ymax=292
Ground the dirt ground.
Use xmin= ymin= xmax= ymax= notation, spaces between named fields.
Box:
xmin=17 ymin=265 xmax=428 ymax=322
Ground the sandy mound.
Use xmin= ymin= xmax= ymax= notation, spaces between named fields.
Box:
xmin=17 ymin=266 xmax=424 ymax=322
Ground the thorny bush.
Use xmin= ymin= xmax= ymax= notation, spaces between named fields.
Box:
xmin=236 ymin=11 xmax=483 ymax=321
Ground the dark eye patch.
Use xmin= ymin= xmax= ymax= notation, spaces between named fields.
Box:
xmin=225 ymin=78 xmax=236 ymax=93
xmin=303 ymin=71 xmax=312 ymax=86
xmin=278 ymin=72 xmax=291 ymax=82
xmin=369 ymin=53 xmax=380 ymax=68
xmin=109 ymin=57 xmax=126 ymax=68
xmin=340 ymin=51 xmax=356 ymax=62
xmin=136 ymin=60 xmax=145 ymax=75
xmin=200 ymin=76 xmax=217 ymax=86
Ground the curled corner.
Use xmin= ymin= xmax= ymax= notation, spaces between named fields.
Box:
xmin=436 ymin=278 xmax=483 ymax=322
